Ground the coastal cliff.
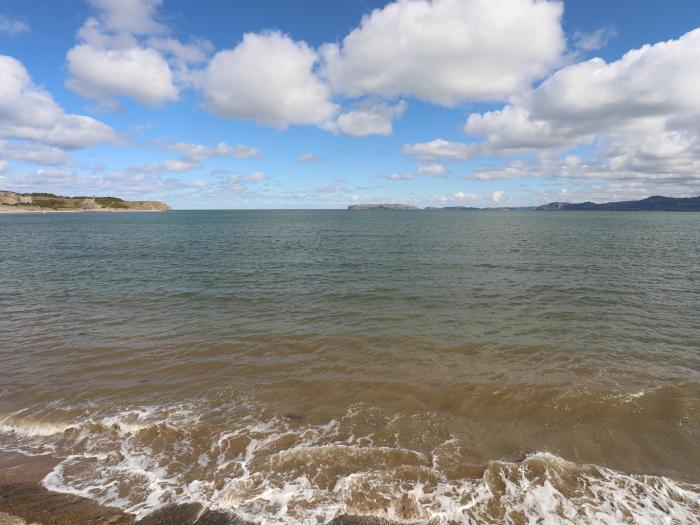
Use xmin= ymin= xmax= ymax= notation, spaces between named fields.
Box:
xmin=0 ymin=191 xmax=170 ymax=212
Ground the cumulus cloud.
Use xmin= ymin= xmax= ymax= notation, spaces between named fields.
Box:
xmin=298 ymin=153 xmax=318 ymax=163
xmin=464 ymin=29 xmax=700 ymax=152
xmin=66 ymin=43 xmax=179 ymax=107
xmin=0 ymin=55 xmax=116 ymax=149
xmin=459 ymin=29 xmax=700 ymax=188
xmin=0 ymin=160 xmax=6 ymax=173
xmin=320 ymin=0 xmax=565 ymax=106
xmin=66 ymin=0 xmax=211 ymax=108
xmin=334 ymin=100 xmax=406 ymax=137
xmin=491 ymin=190 xmax=504 ymax=203
xmin=87 ymin=0 xmax=166 ymax=35
xmin=203 ymin=31 xmax=337 ymax=128
xmin=0 ymin=14 xmax=30 ymax=35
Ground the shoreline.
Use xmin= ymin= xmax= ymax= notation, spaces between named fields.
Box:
xmin=0 ymin=206 xmax=168 ymax=214
xmin=0 ymin=451 xmax=404 ymax=525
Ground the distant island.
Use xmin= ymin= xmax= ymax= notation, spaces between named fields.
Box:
xmin=348 ymin=195 xmax=700 ymax=212
xmin=0 ymin=191 xmax=170 ymax=213
xmin=537 ymin=195 xmax=700 ymax=211
xmin=348 ymin=203 xmax=419 ymax=210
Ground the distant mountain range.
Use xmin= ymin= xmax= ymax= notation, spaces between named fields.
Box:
xmin=537 ymin=195 xmax=700 ymax=211
xmin=348 ymin=196 xmax=700 ymax=212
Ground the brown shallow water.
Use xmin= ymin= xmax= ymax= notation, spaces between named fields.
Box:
xmin=0 ymin=210 xmax=699 ymax=523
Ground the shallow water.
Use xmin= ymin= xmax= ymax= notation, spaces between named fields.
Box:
xmin=1 ymin=210 xmax=699 ymax=523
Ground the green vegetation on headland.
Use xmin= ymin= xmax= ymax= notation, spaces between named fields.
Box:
xmin=0 ymin=191 xmax=170 ymax=212
xmin=349 ymin=195 xmax=700 ymax=211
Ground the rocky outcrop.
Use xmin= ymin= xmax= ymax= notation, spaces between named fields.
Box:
xmin=348 ymin=203 xmax=418 ymax=210
xmin=536 ymin=202 xmax=569 ymax=210
xmin=0 ymin=191 xmax=170 ymax=212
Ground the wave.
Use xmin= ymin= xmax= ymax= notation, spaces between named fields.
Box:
xmin=1 ymin=405 xmax=699 ymax=524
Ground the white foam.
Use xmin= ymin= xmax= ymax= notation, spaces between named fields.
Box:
xmin=1 ymin=405 xmax=698 ymax=524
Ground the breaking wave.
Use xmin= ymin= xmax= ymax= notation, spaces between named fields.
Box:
xmin=1 ymin=404 xmax=699 ymax=524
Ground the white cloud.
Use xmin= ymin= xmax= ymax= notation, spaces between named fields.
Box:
xmin=87 ymin=0 xmax=166 ymax=36
xmin=66 ymin=43 xmax=179 ymax=107
xmin=298 ymin=153 xmax=319 ymax=163
xmin=491 ymin=190 xmax=504 ymax=203
xmin=334 ymin=100 xmax=406 ymax=137
xmin=460 ymin=29 xmax=700 ymax=188
xmin=0 ymin=140 xmax=70 ymax=166
xmin=464 ymin=29 xmax=700 ymax=152
xmin=320 ymin=0 xmax=565 ymax=106
xmin=0 ymin=14 xmax=30 ymax=35
xmin=0 ymin=160 xmax=7 ymax=173
xmin=432 ymin=191 xmax=479 ymax=204
xmin=66 ymin=0 xmax=210 ymax=108
xmin=417 ymin=163 xmax=448 ymax=176
xmin=169 ymin=142 xmax=261 ymax=161
xmin=453 ymin=191 xmax=477 ymax=200
xmin=130 ymin=159 xmax=199 ymax=174
xmin=387 ymin=172 xmax=417 ymax=180
xmin=220 ymin=171 xmax=269 ymax=193
xmin=402 ymin=139 xmax=475 ymax=161
xmin=0 ymin=55 xmax=115 ymax=149
xmin=228 ymin=144 xmax=262 ymax=160
xmin=203 ymin=31 xmax=337 ymax=128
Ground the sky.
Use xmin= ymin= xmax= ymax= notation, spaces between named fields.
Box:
xmin=0 ymin=0 xmax=699 ymax=209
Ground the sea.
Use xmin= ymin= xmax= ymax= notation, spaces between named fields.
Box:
xmin=1 ymin=210 xmax=699 ymax=524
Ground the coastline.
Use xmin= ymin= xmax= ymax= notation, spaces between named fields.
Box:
xmin=0 ymin=451 xmax=405 ymax=525
xmin=0 ymin=206 xmax=169 ymax=214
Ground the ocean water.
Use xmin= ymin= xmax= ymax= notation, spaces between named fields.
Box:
xmin=0 ymin=210 xmax=699 ymax=524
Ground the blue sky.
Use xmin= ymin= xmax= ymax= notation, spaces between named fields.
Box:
xmin=1 ymin=0 xmax=699 ymax=208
